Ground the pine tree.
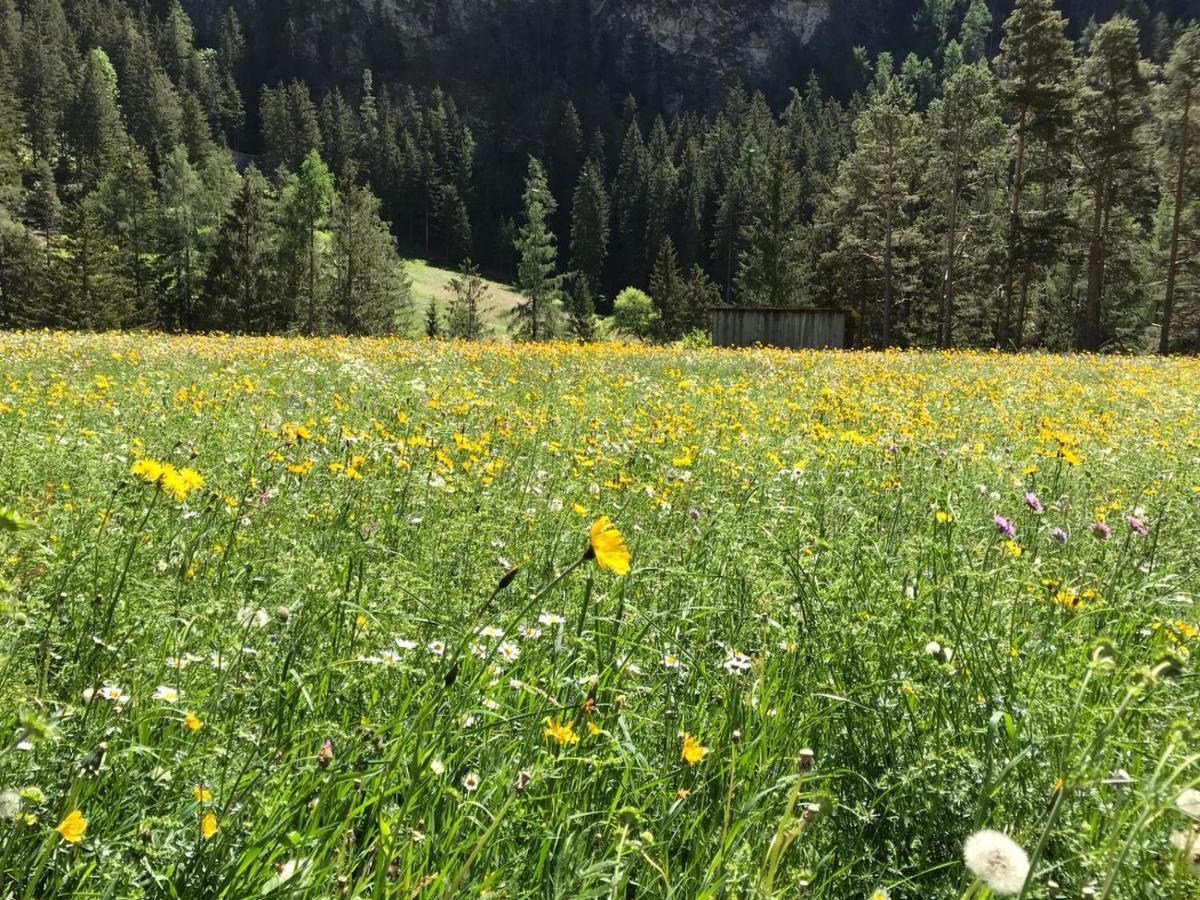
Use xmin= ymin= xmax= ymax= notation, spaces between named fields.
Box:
xmin=925 ymin=62 xmax=1008 ymax=346
xmin=822 ymin=81 xmax=927 ymax=345
xmin=277 ymin=150 xmax=333 ymax=334
xmin=157 ymin=145 xmax=203 ymax=329
xmin=996 ymin=0 xmax=1078 ymax=347
xmin=682 ymin=264 xmax=721 ymax=335
xmin=960 ymin=0 xmax=994 ymax=64
xmin=612 ymin=112 xmax=648 ymax=288
xmin=569 ymin=156 xmax=609 ymax=295
xmin=1155 ymin=25 xmax=1200 ymax=353
xmin=118 ymin=21 xmax=183 ymax=170
xmin=203 ymin=165 xmax=274 ymax=331
xmin=564 ymin=271 xmax=596 ymax=342
xmin=1077 ymin=16 xmax=1151 ymax=351
xmin=69 ymin=48 xmax=121 ymax=187
xmin=447 ymin=259 xmax=492 ymax=341
xmin=424 ymin=299 xmax=441 ymax=338
xmin=319 ymin=89 xmax=359 ymax=184
xmin=511 ymin=157 xmax=561 ymax=341
xmin=261 ymin=81 xmax=321 ymax=176
xmin=735 ymin=136 xmax=806 ymax=308
xmin=89 ymin=138 xmax=157 ymax=326
xmin=17 ymin=0 xmax=74 ymax=164
xmin=649 ymin=236 xmax=686 ymax=340
xmin=329 ymin=182 xmax=413 ymax=335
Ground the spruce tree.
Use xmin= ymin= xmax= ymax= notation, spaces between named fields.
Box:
xmin=277 ymin=150 xmax=333 ymax=334
xmin=960 ymin=0 xmax=994 ymax=63
xmin=447 ymin=260 xmax=492 ymax=341
xmin=157 ymin=146 xmax=203 ymax=329
xmin=1078 ymin=16 xmax=1151 ymax=351
xmin=329 ymin=182 xmax=413 ymax=335
xmin=203 ymin=165 xmax=274 ymax=332
xmin=649 ymin=236 xmax=686 ymax=340
xmin=261 ymin=81 xmax=321 ymax=176
xmin=564 ymin=272 xmax=596 ymax=342
xmin=735 ymin=136 xmax=806 ymax=308
xmin=823 ymin=81 xmax=926 ymax=345
xmin=70 ymin=48 xmax=121 ymax=187
xmin=511 ymin=157 xmax=561 ymax=341
xmin=569 ymin=156 xmax=609 ymax=295
xmin=1155 ymin=25 xmax=1200 ymax=353
xmin=925 ymin=62 xmax=1008 ymax=346
xmin=995 ymin=0 xmax=1078 ymax=347
xmin=424 ymin=300 xmax=441 ymax=338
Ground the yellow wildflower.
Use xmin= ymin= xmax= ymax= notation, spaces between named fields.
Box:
xmin=200 ymin=812 xmax=218 ymax=839
xmin=193 ymin=786 xmax=212 ymax=802
xmin=681 ymin=733 xmax=708 ymax=766
xmin=543 ymin=716 xmax=579 ymax=746
xmin=56 ymin=809 xmax=86 ymax=843
xmin=587 ymin=516 xmax=631 ymax=575
xmin=183 ymin=711 xmax=203 ymax=731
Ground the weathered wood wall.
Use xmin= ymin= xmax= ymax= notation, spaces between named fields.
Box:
xmin=711 ymin=308 xmax=850 ymax=350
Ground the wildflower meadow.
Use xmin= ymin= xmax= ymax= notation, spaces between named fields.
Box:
xmin=0 ymin=332 xmax=1198 ymax=898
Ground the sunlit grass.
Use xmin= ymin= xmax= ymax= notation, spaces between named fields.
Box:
xmin=0 ymin=333 xmax=1198 ymax=898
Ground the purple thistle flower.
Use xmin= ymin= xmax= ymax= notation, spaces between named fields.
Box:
xmin=1126 ymin=516 xmax=1148 ymax=535
xmin=1024 ymin=492 xmax=1044 ymax=514
xmin=1049 ymin=527 xmax=1069 ymax=544
xmin=993 ymin=514 xmax=1016 ymax=539
xmin=1091 ymin=521 xmax=1112 ymax=540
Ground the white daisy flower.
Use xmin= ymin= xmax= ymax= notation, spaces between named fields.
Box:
xmin=153 ymin=685 xmax=180 ymax=703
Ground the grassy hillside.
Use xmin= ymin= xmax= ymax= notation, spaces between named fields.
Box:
xmin=406 ymin=259 xmax=525 ymax=337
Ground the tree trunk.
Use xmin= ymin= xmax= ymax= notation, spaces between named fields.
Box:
xmin=999 ymin=108 xmax=1028 ymax=349
xmin=1083 ymin=170 xmax=1108 ymax=352
xmin=940 ymin=166 xmax=961 ymax=349
xmin=882 ymin=219 xmax=894 ymax=347
xmin=1161 ymin=91 xmax=1192 ymax=355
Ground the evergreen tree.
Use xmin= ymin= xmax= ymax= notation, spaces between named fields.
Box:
xmin=649 ymin=236 xmax=687 ymax=340
xmin=203 ymin=165 xmax=274 ymax=331
xmin=569 ymin=156 xmax=609 ymax=295
xmin=1077 ymin=16 xmax=1152 ymax=351
xmin=612 ymin=112 xmax=648 ymax=288
xmin=157 ymin=146 xmax=203 ymax=329
xmin=329 ymin=182 xmax=413 ymax=335
xmin=447 ymin=260 xmax=492 ymax=341
xmin=735 ymin=136 xmax=807 ymax=308
xmin=960 ymin=0 xmax=994 ymax=64
xmin=261 ymin=81 xmax=321 ymax=176
xmin=69 ymin=48 xmax=121 ymax=187
xmin=511 ymin=157 xmax=561 ymax=341
xmin=87 ymin=138 xmax=156 ymax=326
xmin=17 ymin=0 xmax=74 ymax=164
xmin=118 ymin=20 xmax=183 ymax=170
xmin=996 ymin=0 xmax=1078 ymax=347
xmin=424 ymin=300 xmax=441 ymax=338
xmin=319 ymin=89 xmax=359 ymax=185
xmin=682 ymin=264 xmax=720 ymax=334
xmin=925 ymin=62 xmax=1008 ymax=346
xmin=564 ymin=271 xmax=596 ymax=342
xmin=822 ymin=81 xmax=927 ymax=345
xmin=1155 ymin=25 xmax=1200 ymax=352
xmin=277 ymin=150 xmax=334 ymax=334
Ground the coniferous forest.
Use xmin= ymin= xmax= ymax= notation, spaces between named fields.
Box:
xmin=4 ymin=0 xmax=1200 ymax=349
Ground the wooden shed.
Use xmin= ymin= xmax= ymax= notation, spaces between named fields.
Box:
xmin=711 ymin=307 xmax=854 ymax=350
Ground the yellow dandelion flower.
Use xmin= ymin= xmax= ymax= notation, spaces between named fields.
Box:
xmin=587 ymin=516 xmax=631 ymax=575
xmin=193 ymin=786 xmax=212 ymax=802
xmin=681 ymin=733 xmax=708 ymax=766
xmin=935 ymin=510 xmax=952 ymax=524
xmin=56 ymin=809 xmax=86 ymax=843
xmin=586 ymin=721 xmax=601 ymax=736
xmin=200 ymin=811 xmax=218 ymax=839
xmin=183 ymin=711 xmax=203 ymax=731
xmin=543 ymin=716 xmax=579 ymax=746
xmin=130 ymin=458 xmax=165 ymax=484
